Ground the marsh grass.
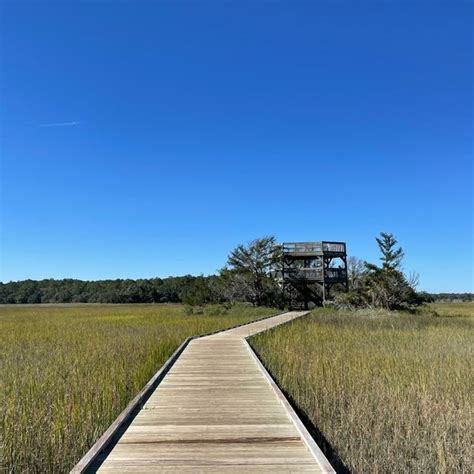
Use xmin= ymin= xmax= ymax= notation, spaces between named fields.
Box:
xmin=429 ymin=302 xmax=474 ymax=318
xmin=0 ymin=303 xmax=275 ymax=472
xmin=250 ymin=305 xmax=473 ymax=473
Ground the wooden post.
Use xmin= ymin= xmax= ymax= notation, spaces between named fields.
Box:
xmin=343 ymin=255 xmax=349 ymax=291
xmin=322 ymin=255 xmax=326 ymax=304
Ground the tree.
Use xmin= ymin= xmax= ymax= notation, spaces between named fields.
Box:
xmin=218 ymin=268 xmax=256 ymax=303
xmin=364 ymin=232 xmax=416 ymax=310
xmin=226 ymin=236 xmax=281 ymax=306
xmin=372 ymin=232 xmax=404 ymax=271
xmin=348 ymin=256 xmax=365 ymax=290
xmin=364 ymin=268 xmax=416 ymax=310
xmin=182 ymin=276 xmax=212 ymax=306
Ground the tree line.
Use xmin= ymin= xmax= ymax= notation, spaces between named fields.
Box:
xmin=0 ymin=276 xmax=198 ymax=304
xmin=1 ymin=233 xmax=470 ymax=307
xmin=0 ymin=273 xmax=283 ymax=306
xmin=0 ymin=235 xmax=283 ymax=306
xmin=428 ymin=293 xmax=472 ymax=302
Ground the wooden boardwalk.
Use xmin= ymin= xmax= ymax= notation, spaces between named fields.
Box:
xmin=92 ymin=312 xmax=334 ymax=473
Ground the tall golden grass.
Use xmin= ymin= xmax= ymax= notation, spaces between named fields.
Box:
xmin=250 ymin=304 xmax=473 ymax=473
xmin=0 ymin=303 xmax=275 ymax=472
xmin=430 ymin=302 xmax=473 ymax=318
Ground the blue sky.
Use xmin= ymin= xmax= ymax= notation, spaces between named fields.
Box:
xmin=1 ymin=1 xmax=472 ymax=292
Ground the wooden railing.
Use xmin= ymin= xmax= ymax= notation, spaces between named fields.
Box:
xmin=283 ymin=268 xmax=323 ymax=280
xmin=283 ymin=242 xmax=324 ymax=253
xmin=283 ymin=242 xmax=346 ymax=254
xmin=279 ymin=268 xmax=347 ymax=281
xmin=325 ymin=268 xmax=347 ymax=281
xmin=322 ymin=242 xmax=346 ymax=253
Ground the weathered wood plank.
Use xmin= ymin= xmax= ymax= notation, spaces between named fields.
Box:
xmin=98 ymin=461 xmax=320 ymax=472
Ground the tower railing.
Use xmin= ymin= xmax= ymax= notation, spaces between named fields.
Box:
xmin=278 ymin=267 xmax=347 ymax=282
xmin=282 ymin=242 xmax=346 ymax=255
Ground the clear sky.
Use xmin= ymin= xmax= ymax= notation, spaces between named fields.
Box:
xmin=1 ymin=1 xmax=472 ymax=292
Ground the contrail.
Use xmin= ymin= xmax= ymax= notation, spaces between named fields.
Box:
xmin=39 ymin=121 xmax=82 ymax=127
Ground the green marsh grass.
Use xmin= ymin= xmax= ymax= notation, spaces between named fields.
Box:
xmin=0 ymin=303 xmax=275 ymax=472
xmin=250 ymin=305 xmax=473 ymax=473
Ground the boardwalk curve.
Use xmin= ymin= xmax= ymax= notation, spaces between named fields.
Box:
xmin=76 ymin=311 xmax=334 ymax=473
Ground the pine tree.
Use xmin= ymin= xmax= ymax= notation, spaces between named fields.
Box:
xmin=364 ymin=232 xmax=415 ymax=309
xmin=376 ymin=232 xmax=405 ymax=271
